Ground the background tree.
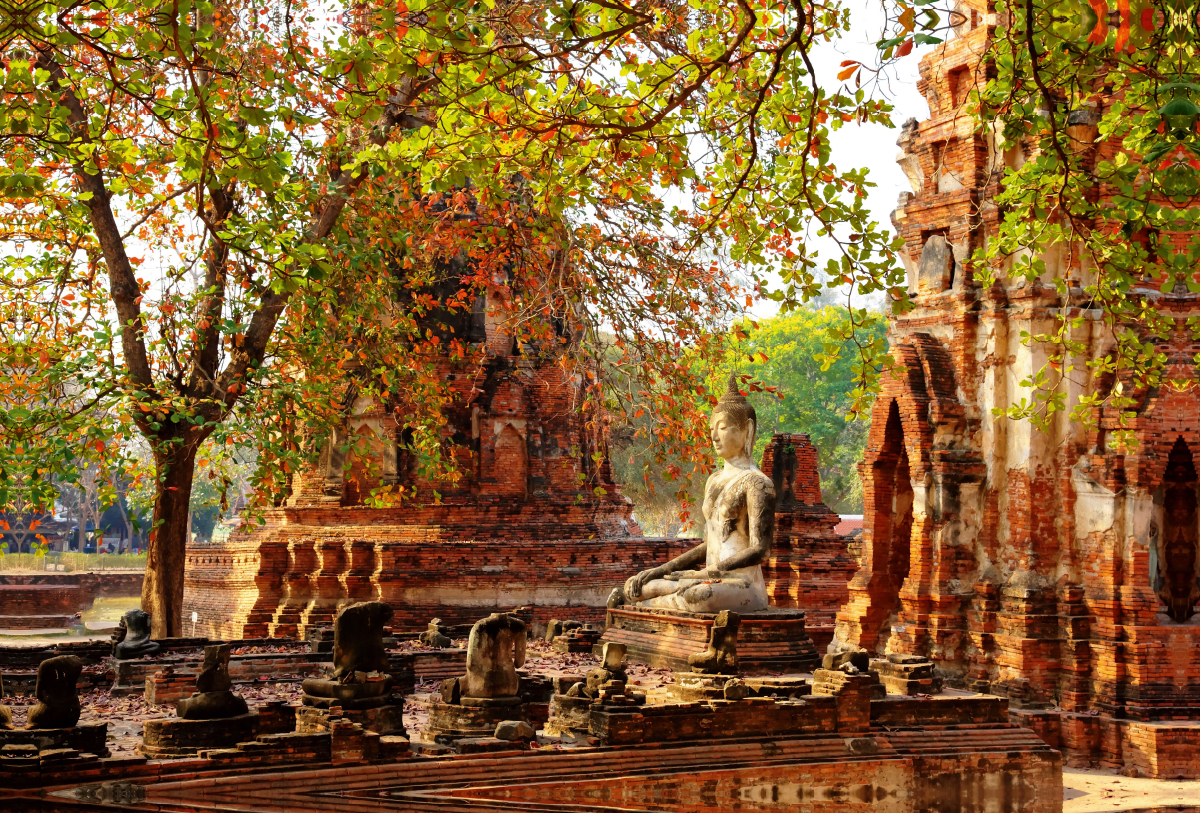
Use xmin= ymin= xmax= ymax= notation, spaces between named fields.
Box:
xmin=2 ymin=0 xmax=913 ymax=635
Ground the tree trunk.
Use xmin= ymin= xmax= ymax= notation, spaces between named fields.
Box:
xmin=142 ymin=444 xmax=199 ymax=638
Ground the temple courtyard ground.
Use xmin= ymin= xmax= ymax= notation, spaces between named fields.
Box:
xmin=1065 ymin=768 xmax=1200 ymax=811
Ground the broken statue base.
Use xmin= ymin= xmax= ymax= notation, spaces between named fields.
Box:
xmin=424 ymin=698 xmax=530 ymax=744
xmin=598 ymin=606 xmax=819 ymax=674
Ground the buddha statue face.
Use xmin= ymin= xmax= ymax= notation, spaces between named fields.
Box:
xmin=710 ymin=411 xmax=754 ymax=461
xmin=710 ymin=375 xmax=756 ymax=462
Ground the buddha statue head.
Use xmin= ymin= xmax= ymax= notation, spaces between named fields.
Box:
xmin=710 ymin=373 xmax=756 ymax=463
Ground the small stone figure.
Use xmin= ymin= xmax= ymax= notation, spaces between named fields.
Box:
xmin=27 ymin=655 xmax=83 ymax=729
xmin=688 ymin=610 xmax=740 ymax=675
xmin=463 ymin=612 xmax=526 ymax=699
xmin=176 ymin=644 xmax=249 ymax=720
xmin=113 ymin=609 xmax=160 ymax=659
xmin=0 ymin=675 xmax=13 ymax=731
xmin=544 ymin=619 xmax=582 ymax=642
xmin=610 ymin=375 xmax=776 ymax=613
xmin=301 ymin=601 xmax=396 ymax=709
xmin=418 ymin=618 xmax=453 ymax=648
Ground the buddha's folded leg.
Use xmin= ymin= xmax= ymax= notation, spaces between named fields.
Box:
xmin=637 ymin=578 xmax=698 ymax=602
xmin=677 ymin=578 xmax=769 ymax=614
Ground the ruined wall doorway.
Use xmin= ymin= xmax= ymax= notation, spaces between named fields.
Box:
xmin=868 ymin=399 xmax=916 ymax=652
xmin=492 ymin=423 xmax=529 ymax=499
xmin=1155 ymin=436 xmax=1200 ymax=622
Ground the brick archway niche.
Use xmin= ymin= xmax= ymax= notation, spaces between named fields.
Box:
xmin=858 ymin=400 xmax=914 ymax=654
xmin=1155 ymin=436 xmax=1200 ymax=623
xmin=832 ymin=334 xmax=980 ymax=675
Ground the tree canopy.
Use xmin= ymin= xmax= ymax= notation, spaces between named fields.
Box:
xmin=1 ymin=0 xmax=912 ymax=633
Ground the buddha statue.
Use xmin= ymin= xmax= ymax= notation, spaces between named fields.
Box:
xmin=301 ymin=601 xmax=396 ymax=709
xmin=176 ymin=644 xmax=249 ymax=720
xmin=610 ymin=374 xmax=776 ymax=614
xmin=113 ymin=609 xmax=160 ymax=659
xmin=26 ymin=655 xmax=83 ymax=729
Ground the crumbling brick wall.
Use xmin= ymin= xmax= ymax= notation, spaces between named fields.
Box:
xmin=760 ymin=433 xmax=855 ymax=649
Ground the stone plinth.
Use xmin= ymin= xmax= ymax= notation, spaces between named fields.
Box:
xmin=598 ymin=606 xmax=819 ymax=674
xmin=139 ymin=704 xmax=294 ymax=758
xmin=0 ymin=723 xmax=108 ymax=757
xmin=667 ymin=674 xmax=811 ymax=703
xmin=872 ymin=654 xmax=944 ymax=696
xmin=296 ymin=703 xmax=405 ymax=736
xmin=424 ymin=699 xmax=529 ymax=744
xmin=140 ymin=712 xmax=261 ymax=758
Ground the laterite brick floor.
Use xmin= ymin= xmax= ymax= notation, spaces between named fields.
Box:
xmin=1065 ymin=768 xmax=1200 ymax=811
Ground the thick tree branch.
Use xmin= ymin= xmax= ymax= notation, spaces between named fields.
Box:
xmin=37 ymin=49 xmax=153 ymax=390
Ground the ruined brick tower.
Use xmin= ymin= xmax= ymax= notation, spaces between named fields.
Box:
xmin=182 ymin=259 xmax=692 ymax=640
xmin=833 ymin=1 xmax=1200 ymax=776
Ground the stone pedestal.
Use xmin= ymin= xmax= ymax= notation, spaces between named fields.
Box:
xmin=424 ymin=699 xmax=529 ymax=744
xmin=599 ymin=606 xmax=819 ymax=674
xmin=0 ymin=723 xmax=108 ymax=757
xmin=551 ymin=625 xmax=601 ymax=653
xmin=871 ymin=654 xmax=943 ymax=695
xmin=140 ymin=712 xmax=261 ymax=758
xmin=296 ymin=703 xmax=405 ymax=736
xmin=139 ymin=703 xmax=295 ymax=758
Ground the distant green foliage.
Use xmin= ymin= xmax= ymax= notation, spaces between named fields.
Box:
xmin=610 ymin=306 xmax=884 ymax=532
xmin=722 ymin=307 xmax=886 ymax=514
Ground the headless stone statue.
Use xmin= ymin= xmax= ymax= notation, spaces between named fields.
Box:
xmin=688 ymin=611 xmax=740 ymax=675
xmin=302 ymin=601 xmax=394 ymax=708
xmin=331 ymin=601 xmax=392 ymax=679
xmin=26 ymin=655 xmax=83 ymax=729
xmin=113 ymin=609 xmax=160 ymax=659
xmin=176 ymin=644 xmax=249 ymax=720
xmin=442 ymin=613 xmax=526 ymax=702
xmin=611 ymin=375 xmax=775 ymax=613
xmin=428 ymin=613 xmax=530 ymax=742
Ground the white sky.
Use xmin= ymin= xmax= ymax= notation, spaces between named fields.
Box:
xmin=750 ymin=0 xmax=935 ymax=318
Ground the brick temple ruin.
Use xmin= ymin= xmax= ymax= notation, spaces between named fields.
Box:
xmin=182 ymin=257 xmax=672 ymax=639
xmin=183 ymin=394 xmax=856 ymax=644
xmin=832 ymin=0 xmax=1200 ymax=776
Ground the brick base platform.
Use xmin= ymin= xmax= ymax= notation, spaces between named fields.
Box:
xmin=0 ymin=723 xmax=108 ymax=757
xmin=598 ymin=606 xmax=820 ymax=674
xmin=139 ymin=704 xmax=294 ymax=758
xmin=0 ymin=614 xmax=73 ymax=631
xmin=1013 ymin=707 xmax=1200 ymax=779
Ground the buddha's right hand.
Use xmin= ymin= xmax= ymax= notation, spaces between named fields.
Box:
xmin=625 ymin=567 xmax=665 ymax=599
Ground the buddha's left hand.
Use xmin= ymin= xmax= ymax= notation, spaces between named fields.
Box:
xmin=666 ymin=569 xmax=713 ymax=581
